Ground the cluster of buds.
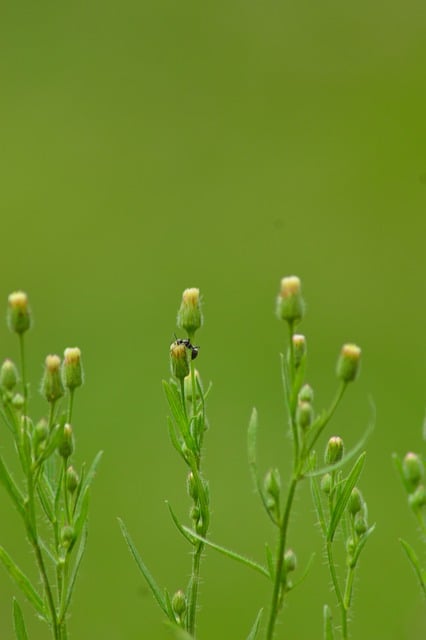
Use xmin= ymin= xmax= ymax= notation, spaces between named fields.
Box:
xmin=402 ymin=452 xmax=426 ymax=512
xmin=296 ymin=384 xmax=314 ymax=433
xmin=41 ymin=348 xmax=84 ymax=404
xmin=187 ymin=470 xmax=209 ymax=536
xmin=346 ymin=487 xmax=370 ymax=567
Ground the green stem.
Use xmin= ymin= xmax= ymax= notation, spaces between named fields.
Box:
xmin=187 ymin=543 xmax=203 ymax=637
xmin=31 ymin=532 xmax=59 ymax=638
xmin=326 ymin=541 xmax=347 ymax=640
xmin=266 ymin=475 xmax=298 ymax=640
xmin=18 ymin=333 xmax=28 ymax=417
xmin=308 ymin=382 xmax=347 ymax=454
xmin=67 ymin=389 xmax=74 ymax=424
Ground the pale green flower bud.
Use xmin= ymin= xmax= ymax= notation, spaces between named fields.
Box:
xmin=41 ymin=355 xmax=65 ymax=403
xmin=296 ymin=400 xmax=313 ymax=430
xmin=62 ymin=347 xmax=84 ymax=391
xmin=0 ymin=359 xmax=18 ymax=390
xmin=325 ymin=436 xmax=344 ymax=465
xmin=292 ymin=334 xmax=307 ymax=368
xmin=402 ymin=452 xmax=424 ymax=492
xmin=170 ymin=341 xmax=190 ymax=380
xmin=61 ymin=525 xmax=75 ymax=549
xmin=66 ymin=466 xmax=79 ymax=494
xmin=298 ymin=383 xmax=313 ymax=403
xmin=321 ymin=473 xmax=332 ymax=495
xmin=58 ymin=423 xmax=74 ymax=459
xmin=284 ymin=549 xmax=297 ymax=572
xmin=409 ymin=485 xmax=426 ymax=511
xmin=348 ymin=487 xmax=363 ymax=516
xmin=172 ymin=589 xmax=187 ymax=619
xmin=184 ymin=369 xmax=203 ymax=402
xmin=264 ymin=468 xmax=281 ymax=503
xmin=177 ymin=288 xmax=203 ymax=336
xmin=336 ymin=344 xmax=361 ymax=383
xmin=276 ymin=276 xmax=305 ymax=326
xmin=354 ymin=511 xmax=368 ymax=536
xmin=12 ymin=393 xmax=25 ymax=410
xmin=187 ymin=471 xmax=198 ymax=501
xmin=7 ymin=291 xmax=31 ymax=334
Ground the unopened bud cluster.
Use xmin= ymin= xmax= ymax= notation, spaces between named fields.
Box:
xmin=346 ymin=486 xmax=370 ymax=567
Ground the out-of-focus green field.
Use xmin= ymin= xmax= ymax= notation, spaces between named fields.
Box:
xmin=0 ymin=2 xmax=425 ymax=638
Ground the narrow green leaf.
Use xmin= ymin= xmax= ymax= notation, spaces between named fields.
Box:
xmin=0 ymin=546 xmax=47 ymax=619
xmin=265 ymin=544 xmax=274 ymax=580
xmin=323 ymin=604 xmax=334 ymax=640
xmin=167 ymin=417 xmax=184 ymax=458
xmin=306 ymin=418 xmax=374 ymax=478
xmin=164 ymin=622 xmax=194 ymax=640
xmin=118 ymin=518 xmax=169 ymax=617
xmin=181 ymin=526 xmax=269 ymax=578
xmin=349 ymin=524 xmax=375 ymax=568
xmin=247 ymin=409 xmax=276 ymax=525
xmin=399 ymin=538 xmax=426 ymax=597
xmin=290 ymin=553 xmax=316 ymax=591
xmin=73 ymin=451 xmax=102 ymax=520
xmin=246 ymin=608 xmax=263 ymax=640
xmin=327 ymin=452 xmax=366 ymax=542
xmin=0 ymin=456 xmax=26 ymax=519
xmin=311 ymin=476 xmax=327 ymax=536
xmin=166 ymin=502 xmax=195 ymax=545
xmin=61 ymin=525 xmax=88 ymax=620
xmin=162 ymin=380 xmax=191 ymax=442
xmin=35 ymin=424 xmax=61 ymax=467
xmin=163 ymin=588 xmax=175 ymax=621
xmin=13 ymin=599 xmax=29 ymax=640
xmin=37 ymin=477 xmax=55 ymax=524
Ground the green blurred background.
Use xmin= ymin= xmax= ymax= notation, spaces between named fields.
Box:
xmin=0 ymin=1 xmax=425 ymax=638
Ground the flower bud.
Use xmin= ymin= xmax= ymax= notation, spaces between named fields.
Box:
xmin=298 ymin=383 xmax=313 ymax=403
xmin=12 ymin=393 xmax=25 ymax=410
xmin=62 ymin=347 xmax=84 ymax=391
xmin=0 ymin=359 xmax=18 ymax=390
xmin=296 ymin=400 xmax=313 ymax=430
xmin=177 ymin=288 xmax=203 ymax=336
xmin=284 ymin=549 xmax=297 ymax=573
xmin=276 ymin=276 xmax=305 ymax=326
xmin=66 ymin=466 xmax=79 ymax=494
xmin=321 ymin=473 xmax=332 ymax=495
xmin=409 ymin=485 xmax=426 ymax=511
xmin=33 ymin=418 xmax=49 ymax=454
xmin=190 ymin=505 xmax=200 ymax=522
xmin=172 ymin=589 xmax=187 ymax=619
xmin=402 ymin=452 xmax=424 ymax=492
xmin=336 ymin=344 xmax=361 ymax=383
xmin=325 ymin=436 xmax=344 ymax=465
xmin=292 ymin=334 xmax=307 ymax=368
xmin=264 ymin=468 xmax=281 ymax=503
xmin=184 ymin=369 xmax=203 ymax=403
xmin=187 ymin=471 xmax=198 ymax=501
xmin=58 ymin=423 xmax=74 ymax=459
xmin=354 ymin=511 xmax=368 ymax=536
xmin=348 ymin=487 xmax=363 ymax=516
xmin=7 ymin=291 xmax=32 ymax=334
xmin=41 ymin=355 xmax=65 ymax=403
xmin=346 ymin=536 xmax=356 ymax=557
xmin=61 ymin=525 xmax=75 ymax=549
xmin=170 ymin=341 xmax=190 ymax=380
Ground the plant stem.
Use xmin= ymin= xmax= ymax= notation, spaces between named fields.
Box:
xmin=67 ymin=389 xmax=74 ymax=424
xmin=187 ymin=542 xmax=203 ymax=637
xmin=18 ymin=333 xmax=28 ymax=417
xmin=326 ymin=540 xmax=347 ymax=639
xmin=266 ymin=475 xmax=298 ymax=640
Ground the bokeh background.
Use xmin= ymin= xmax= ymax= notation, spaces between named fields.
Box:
xmin=0 ymin=2 xmax=425 ymax=639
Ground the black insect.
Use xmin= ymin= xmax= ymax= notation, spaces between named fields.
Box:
xmin=174 ymin=336 xmax=199 ymax=360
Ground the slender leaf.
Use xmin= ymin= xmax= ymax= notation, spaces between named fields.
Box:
xmin=13 ymin=599 xmax=29 ymax=640
xmin=61 ymin=525 xmax=89 ymax=620
xmin=166 ymin=502 xmax=195 ymax=545
xmin=167 ymin=417 xmax=184 ymax=458
xmin=247 ymin=409 xmax=276 ymax=525
xmin=0 ymin=456 xmax=26 ymax=519
xmin=181 ymin=526 xmax=269 ymax=578
xmin=323 ymin=604 xmax=334 ymax=640
xmin=37 ymin=477 xmax=55 ymax=524
xmin=311 ymin=476 xmax=327 ymax=536
xmin=118 ymin=518 xmax=169 ymax=617
xmin=0 ymin=546 xmax=47 ymax=619
xmin=165 ymin=622 xmax=194 ymax=640
xmin=399 ymin=538 xmax=426 ymax=597
xmin=74 ymin=451 xmax=102 ymax=521
xmin=162 ymin=380 xmax=191 ymax=443
xmin=349 ymin=524 xmax=376 ymax=568
xmin=163 ymin=588 xmax=175 ymax=621
xmin=291 ymin=553 xmax=316 ymax=591
xmin=265 ymin=544 xmax=274 ymax=580
xmin=327 ymin=452 xmax=366 ymax=541
xmin=246 ymin=608 xmax=263 ymax=640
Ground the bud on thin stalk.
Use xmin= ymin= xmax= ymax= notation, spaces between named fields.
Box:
xmin=7 ymin=291 xmax=32 ymax=335
xmin=62 ymin=347 xmax=84 ymax=391
xmin=0 ymin=359 xmax=18 ymax=391
xmin=41 ymin=355 xmax=65 ymax=404
xmin=336 ymin=344 xmax=361 ymax=383
xmin=276 ymin=276 xmax=305 ymax=326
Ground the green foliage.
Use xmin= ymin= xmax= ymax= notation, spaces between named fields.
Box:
xmin=0 ymin=293 xmax=101 ymax=640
